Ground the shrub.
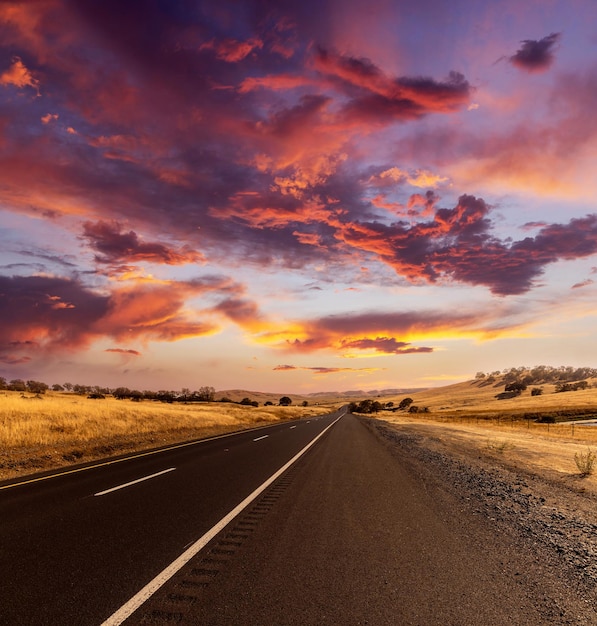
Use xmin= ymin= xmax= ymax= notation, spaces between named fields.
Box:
xmin=531 ymin=387 xmax=543 ymax=396
xmin=538 ymin=414 xmax=557 ymax=423
xmin=398 ymin=397 xmax=413 ymax=410
xmin=574 ymin=448 xmax=596 ymax=476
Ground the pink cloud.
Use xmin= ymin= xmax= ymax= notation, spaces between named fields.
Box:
xmin=200 ymin=37 xmax=263 ymax=62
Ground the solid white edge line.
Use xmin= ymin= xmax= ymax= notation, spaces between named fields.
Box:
xmin=252 ymin=435 xmax=269 ymax=442
xmin=101 ymin=412 xmax=344 ymax=626
xmin=94 ymin=468 xmax=176 ymax=497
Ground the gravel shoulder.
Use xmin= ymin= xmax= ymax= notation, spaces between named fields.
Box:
xmin=365 ymin=416 xmax=597 ymax=624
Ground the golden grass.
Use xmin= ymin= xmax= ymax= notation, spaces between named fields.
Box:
xmin=0 ymin=391 xmax=338 ymax=479
xmin=0 ymin=392 xmax=328 ymax=448
xmin=385 ymin=378 xmax=597 ymax=420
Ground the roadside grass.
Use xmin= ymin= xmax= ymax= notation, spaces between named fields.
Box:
xmin=485 ymin=439 xmax=515 ymax=454
xmin=0 ymin=392 xmax=336 ymax=479
xmin=574 ymin=449 xmax=596 ymax=476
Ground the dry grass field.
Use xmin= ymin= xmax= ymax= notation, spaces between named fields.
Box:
xmin=373 ymin=377 xmax=597 ymax=494
xmin=0 ymin=392 xmax=338 ymax=480
xmin=4 ymin=374 xmax=597 ymax=486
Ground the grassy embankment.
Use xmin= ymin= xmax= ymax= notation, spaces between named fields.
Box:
xmin=0 ymin=392 xmax=338 ymax=480
xmin=372 ymin=378 xmax=597 ymax=488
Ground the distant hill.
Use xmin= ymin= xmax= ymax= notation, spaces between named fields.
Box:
xmin=216 ymin=388 xmax=428 ymax=405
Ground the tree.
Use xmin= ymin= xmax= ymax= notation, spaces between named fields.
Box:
xmin=0 ymin=377 xmax=6 ymax=390
xmin=27 ymin=380 xmax=48 ymax=394
xmin=531 ymin=387 xmax=543 ymax=396
xmin=279 ymin=396 xmax=292 ymax=406
xmin=196 ymin=386 xmax=215 ymax=402
xmin=302 ymin=400 xmax=309 ymax=407
xmin=156 ymin=390 xmax=175 ymax=403
xmin=63 ymin=382 xmax=73 ymax=392
xmin=240 ymin=397 xmax=258 ymax=407
xmin=398 ymin=397 xmax=413 ymax=410
xmin=504 ymin=381 xmax=526 ymax=393
xmin=52 ymin=384 xmax=64 ymax=392
xmin=113 ymin=387 xmax=131 ymax=400
xmin=8 ymin=379 xmax=26 ymax=392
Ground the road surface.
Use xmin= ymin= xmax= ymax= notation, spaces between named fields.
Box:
xmin=0 ymin=409 xmax=585 ymax=624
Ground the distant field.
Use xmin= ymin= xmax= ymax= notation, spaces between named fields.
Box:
xmin=383 ymin=377 xmax=597 ymax=420
xmin=369 ymin=377 xmax=597 ymax=492
xmin=0 ymin=392 xmax=338 ymax=479
xmin=4 ymin=375 xmax=597 ymax=481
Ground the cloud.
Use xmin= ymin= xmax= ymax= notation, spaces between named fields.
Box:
xmin=81 ymin=220 xmax=204 ymax=266
xmin=0 ymin=274 xmax=251 ymax=362
xmin=274 ymin=364 xmax=384 ymax=375
xmin=509 ymin=33 xmax=561 ymax=73
xmin=0 ymin=57 xmax=39 ymax=91
xmin=571 ymin=279 xmax=594 ymax=289
xmin=340 ymin=337 xmax=434 ymax=355
xmin=105 ymin=348 xmax=141 ymax=356
xmin=313 ymin=48 xmax=472 ymax=122
xmin=200 ymin=37 xmax=263 ymax=62
xmin=209 ymin=297 xmax=266 ymax=331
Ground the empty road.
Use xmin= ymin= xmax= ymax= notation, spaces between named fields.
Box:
xmin=1 ymin=410 xmax=589 ymax=624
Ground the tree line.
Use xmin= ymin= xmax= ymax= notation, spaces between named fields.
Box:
xmin=0 ymin=378 xmax=300 ymax=407
xmin=475 ymin=365 xmax=597 ymax=386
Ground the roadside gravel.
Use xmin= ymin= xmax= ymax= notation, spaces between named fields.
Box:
xmin=366 ymin=417 xmax=597 ymax=625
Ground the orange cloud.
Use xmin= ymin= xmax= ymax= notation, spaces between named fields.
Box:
xmin=0 ymin=57 xmax=39 ymax=91
xmin=105 ymin=348 xmax=141 ymax=356
xmin=0 ymin=274 xmax=257 ymax=364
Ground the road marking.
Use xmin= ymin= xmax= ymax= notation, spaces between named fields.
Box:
xmin=253 ymin=435 xmax=269 ymax=442
xmin=101 ymin=414 xmax=343 ymax=626
xmin=94 ymin=468 xmax=176 ymax=497
xmin=289 ymin=425 xmax=297 ymax=429
xmin=0 ymin=423 xmax=279 ymax=492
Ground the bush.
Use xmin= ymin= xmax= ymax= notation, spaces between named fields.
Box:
xmin=538 ymin=414 xmax=557 ymax=423
xmin=398 ymin=397 xmax=413 ymax=410
xmin=574 ymin=448 xmax=596 ymax=476
xmin=531 ymin=387 xmax=543 ymax=396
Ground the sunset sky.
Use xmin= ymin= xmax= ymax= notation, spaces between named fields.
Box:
xmin=2 ymin=0 xmax=597 ymax=394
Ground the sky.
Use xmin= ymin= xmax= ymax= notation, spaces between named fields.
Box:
xmin=1 ymin=0 xmax=597 ymax=394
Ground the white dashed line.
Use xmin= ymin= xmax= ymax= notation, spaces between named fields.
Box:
xmin=253 ymin=435 xmax=269 ymax=442
xmin=94 ymin=468 xmax=176 ymax=497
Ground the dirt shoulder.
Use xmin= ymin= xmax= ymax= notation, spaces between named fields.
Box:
xmin=365 ymin=415 xmax=597 ymax=623
xmin=378 ymin=414 xmax=597 ymax=496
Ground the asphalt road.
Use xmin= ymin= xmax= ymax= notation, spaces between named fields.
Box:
xmin=129 ymin=413 xmax=563 ymax=625
xmin=0 ymin=409 xmax=344 ymax=625
xmin=1 ymin=410 xmax=576 ymax=625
